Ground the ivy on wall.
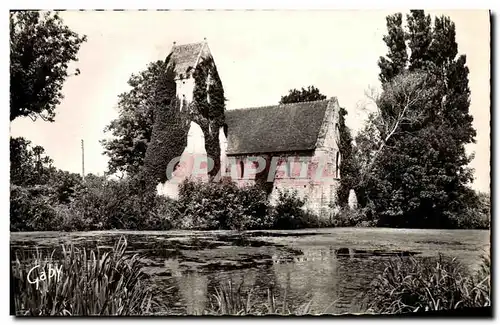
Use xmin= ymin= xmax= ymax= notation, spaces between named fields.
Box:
xmin=140 ymin=54 xmax=226 ymax=191
xmin=141 ymin=58 xmax=190 ymax=191
xmin=190 ymin=56 xmax=226 ymax=179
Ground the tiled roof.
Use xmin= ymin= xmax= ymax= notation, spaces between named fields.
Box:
xmin=225 ymin=99 xmax=331 ymax=155
xmin=168 ymin=42 xmax=205 ymax=78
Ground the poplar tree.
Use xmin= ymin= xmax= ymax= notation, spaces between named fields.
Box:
xmin=358 ymin=10 xmax=477 ymax=228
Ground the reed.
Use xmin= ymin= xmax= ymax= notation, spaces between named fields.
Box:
xmin=367 ymin=254 xmax=490 ymax=314
xmin=12 ymin=236 xmax=157 ymax=316
xmin=205 ymin=280 xmax=317 ymax=315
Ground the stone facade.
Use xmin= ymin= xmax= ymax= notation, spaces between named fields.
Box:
xmin=223 ymin=99 xmax=342 ymax=218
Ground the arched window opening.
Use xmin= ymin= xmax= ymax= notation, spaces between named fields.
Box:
xmin=239 ymin=160 xmax=245 ymax=179
xmin=335 ymin=152 xmax=341 ymax=179
xmin=285 ymin=158 xmax=292 ymax=178
xmin=335 ymin=123 xmax=341 ymax=143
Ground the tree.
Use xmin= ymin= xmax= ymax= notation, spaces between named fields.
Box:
xmin=48 ymin=169 xmax=83 ymax=204
xmin=337 ymin=107 xmax=361 ymax=206
xmin=279 ymin=85 xmax=327 ymax=104
xmin=101 ymin=60 xmax=171 ymax=177
xmin=10 ymin=137 xmax=55 ymax=186
xmin=10 ymin=11 xmax=86 ymax=122
xmin=378 ymin=13 xmax=408 ymax=84
xmin=357 ymin=10 xmax=477 ymax=228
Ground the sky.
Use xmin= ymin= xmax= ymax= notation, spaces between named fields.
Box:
xmin=9 ymin=10 xmax=491 ymax=192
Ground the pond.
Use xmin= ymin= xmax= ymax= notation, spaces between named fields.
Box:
xmin=10 ymin=228 xmax=490 ymax=315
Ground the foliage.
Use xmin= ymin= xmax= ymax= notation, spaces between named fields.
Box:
xmin=10 ymin=173 xmax=177 ymax=232
xmin=368 ymin=254 xmax=490 ymax=314
xmin=48 ymin=169 xmax=84 ymax=204
xmin=141 ymin=64 xmax=189 ymax=188
xmin=355 ymin=10 xmax=477 ymax=228
xmin=103 ymin=53 xmax=226 ymax=182
xmin=10 ymin=11 xmax=86 ymax=122
xmin=11 ymin=136 xmax=83 ymax=202
xmin=177 ymin=178 xmax=271 ymax=230
xmin=10 ymin=137 xmax=55 ymax=186
xmin=279 ymin=85 xmax=327 ymax=104
xmin=62 ymin=176 xmax=175 ymax=231
xmin=332 ymin=207 xmax=373 ymax=228
xmin=190 ymin=56 xmax=226 ymax=179
xmin=101 ymin=60 xmax=176 ymax=178
xmin=377 ymin=13 xmax=408 ymax=84
xmin=449 ymin=191 xmax=490 ymax=229
xmin=10 ymin=185 xmax=60 ymax=232
xmin=270 ymin=189 xmax=319 ymax=229
xmin=337 ymin=107 xmax=360 ymax=206
xmin=12 ymin=237 xmax=157 ymax=316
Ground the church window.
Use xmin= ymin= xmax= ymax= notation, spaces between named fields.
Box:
xmin=335 ymin=123 xmax=341 ymax=143
xmin=335 ymin=152 xmax=340 ymax=178
xmin=240 ymin=160 xmax=245 ymax=179
xmin=285 ymin=158 xmax=292 ymax=178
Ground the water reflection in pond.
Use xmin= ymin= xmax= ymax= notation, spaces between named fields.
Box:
xmin=10 ymin=228 xmax=489 ymax=315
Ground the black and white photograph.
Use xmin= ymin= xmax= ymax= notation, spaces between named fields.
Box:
xmin=9 ymin=8 xmax=491 ymax=317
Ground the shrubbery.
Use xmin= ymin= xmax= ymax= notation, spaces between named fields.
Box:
xmin=332 ymin=207 xmax=374 ymax=228
xmin=10 ymin=175 xmax=178 ymax=232
xmin=270 ymin=189 xmax=320 ymax=229
xmin=10 ymin=161 xmax=490 ymax=232
xmin=176 ymin=178 xmax=272 ymax=230
xmin=448 ymin=192 xmax=490 ymax=230
xmin=61 ymin=176 xmax=178 ymax=231
xmin=10 ymin=185 xmax=60 ymax=232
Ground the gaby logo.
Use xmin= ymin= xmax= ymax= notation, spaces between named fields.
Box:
xmin=27 ymin=264 xmax=63 ymax=290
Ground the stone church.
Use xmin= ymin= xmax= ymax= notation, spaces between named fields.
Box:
xmin=158 ymin=40 xmax=342 ymax=217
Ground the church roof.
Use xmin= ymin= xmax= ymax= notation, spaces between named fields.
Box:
xmin=225 ymin=99 xmax=331 ymax=155
xmin=168 ymin=42 xmax=206 ymax=78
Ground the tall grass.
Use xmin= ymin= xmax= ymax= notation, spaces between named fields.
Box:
xmin=367 ymin=254 xmax=490 ymax=314
xmin=205 ymin=280 xmax=330 ymax=315
xmin=12 ymin=237 xmax=157 ymax=316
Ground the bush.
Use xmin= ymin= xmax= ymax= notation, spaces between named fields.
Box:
xmin=270 ymin=189 xmax=319 ymax=229
xmin=12 ymin=237 xmax=157 ymax=315
xmin=332 ymin=207 xmax=373 ymax=227
xmin=177 ymin=178 xmax=271 ymax=230
xmin=368 ymin=254 xmax=491 ymax=314
xmin=449 ymin=192 xmax=490 ymax=229
xmin=65 ymin=176 xmax=176 ymax=231
xmin=10 ymin=185 xmax=61 ymax=232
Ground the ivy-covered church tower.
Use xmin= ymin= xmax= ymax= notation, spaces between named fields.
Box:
xmin=157 ymin=40 xmax=226 ymax=195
